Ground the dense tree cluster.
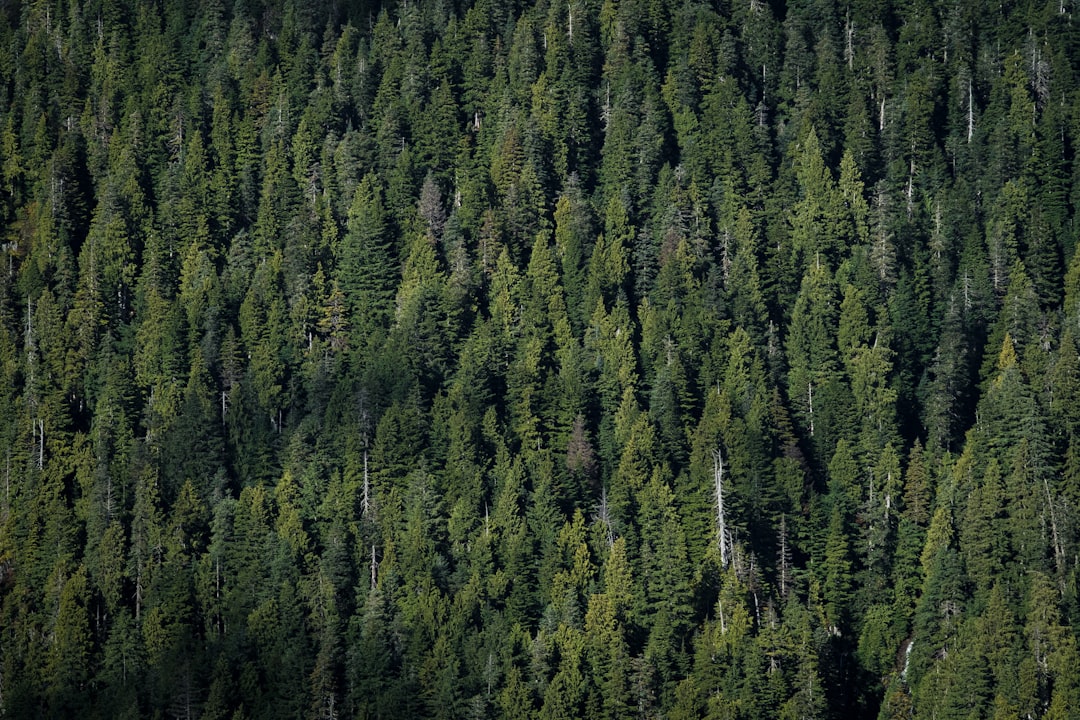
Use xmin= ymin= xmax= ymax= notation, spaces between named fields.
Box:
xmin=2 ymin=0 xmax=1080 ymax=717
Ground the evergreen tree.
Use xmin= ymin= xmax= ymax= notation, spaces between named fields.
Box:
xmin=339 ymin=173 xmax=395 ymax=342
xmin=3 ymin=2 xmax=1080 ymax=717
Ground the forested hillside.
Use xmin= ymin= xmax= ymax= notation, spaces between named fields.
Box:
xmin=2 ymin=0 xmax=1080 ymax=717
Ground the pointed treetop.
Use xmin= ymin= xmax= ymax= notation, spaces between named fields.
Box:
xmin=997 ymin=333 xmax=1018 ymax=373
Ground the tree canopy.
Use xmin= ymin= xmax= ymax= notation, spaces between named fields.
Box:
xmin=2 ymin=0 xmax=1080 ymax=717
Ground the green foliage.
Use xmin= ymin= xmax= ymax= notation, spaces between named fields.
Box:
xmin=2 ymin=2 xmax=1080 ymax=718
xmin=340 ymin=172 xmax=395 ymax=341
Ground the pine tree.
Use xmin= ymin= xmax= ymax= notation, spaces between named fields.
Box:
xmin=785 ymin=259 xmax=847 ymax=461
xmin=339 ymin=173 xmax=395 ymax=342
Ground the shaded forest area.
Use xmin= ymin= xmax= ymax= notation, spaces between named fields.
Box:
xmin=2 ymin=0 xmax=1080 ymax=717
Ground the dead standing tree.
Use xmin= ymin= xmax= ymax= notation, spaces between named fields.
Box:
xmin=714 ymin=448 xmax=732 ymax=569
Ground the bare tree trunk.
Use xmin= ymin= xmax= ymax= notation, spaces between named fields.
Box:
xmin=596 ymin=487 xmax=615 ymax=548
xmin=845 ymin=14 xmax=854 ymax=70
xmin=370 ymin=544 xmax=378 ymax=589
xmin=361 ymin=449 xmax=370 ymax=517
xmin=1042 ymin=477 xmax=1065 ymax=576
xmin=3 ymin=450 xmax=10 ymax=515
xmin=135 ymin=565 xmax=143 ymax=621
xmin=714 ymin=449 xmax=730 ymax=568
xmin=968 ymin=79 xmax=975 ymax=143
xmin=778 ymin=514 xmax=792 ymax=600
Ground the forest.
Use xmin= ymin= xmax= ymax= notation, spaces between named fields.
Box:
xmin=1 ymin=0 xmax=1080 ymax=717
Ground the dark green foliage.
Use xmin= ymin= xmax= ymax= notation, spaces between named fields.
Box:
xmin=2 ymin=1 xmax=1080 ymax=718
